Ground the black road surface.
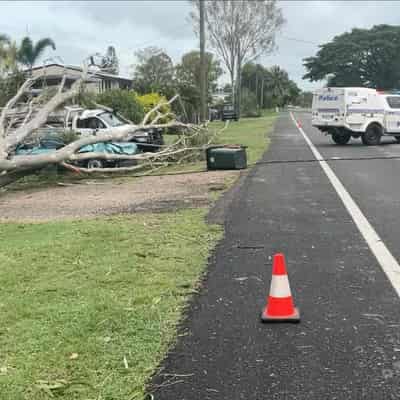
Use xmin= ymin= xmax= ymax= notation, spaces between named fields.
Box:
xmin=151 ymin=113 xmax=400 ymax=400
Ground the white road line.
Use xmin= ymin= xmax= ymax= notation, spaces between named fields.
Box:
xmin=290 ymin=112 xmax=400 ymax=297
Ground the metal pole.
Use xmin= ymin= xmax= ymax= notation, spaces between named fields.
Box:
xmin=199 ymin=0 xmax=207 ymax=122
xmin=255 ymin=72 xmax=258 ymax=108
xmin=261 ymin=79 xmax=264 ymax=109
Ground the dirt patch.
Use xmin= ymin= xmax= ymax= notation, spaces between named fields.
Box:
xmin=0 ymin=171 xmax=238 ymax=222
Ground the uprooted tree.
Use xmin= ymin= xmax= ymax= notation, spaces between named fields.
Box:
xmin=0 ymin=64 xmax=222 ymax=188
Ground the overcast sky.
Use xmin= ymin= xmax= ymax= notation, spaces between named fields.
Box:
xmin=1 ymin=1 xmax=400 ymax=91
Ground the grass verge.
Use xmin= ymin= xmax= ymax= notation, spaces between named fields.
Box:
xmin=211 ymin=111 xmax=276 ymax=165
xmin=0 ymin=210 xmax=222 ymax=399
xmin=0 ymin=113 xmax=278 ymax=399
xmin=160 ymin=111 xmax=277 ymax=174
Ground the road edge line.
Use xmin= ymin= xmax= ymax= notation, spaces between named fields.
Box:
xmin=290 ymin=112 xmax=400 ymax=297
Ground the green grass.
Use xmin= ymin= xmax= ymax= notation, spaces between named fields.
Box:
xmin=0 ymin=112 xmax=278 ymax=398
xmin=161 ymin=112 xmax=277 ymax=174
xmin=6 ymin=113 xmax=277 ymax=191
xmin=0 ymin=210 xmax=222 ymax=400
xmin=210 ymin=111 xmax=277 ymax=165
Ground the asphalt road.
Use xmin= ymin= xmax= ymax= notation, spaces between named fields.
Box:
xmin=151 ymin=112 xmax=400 ymax=400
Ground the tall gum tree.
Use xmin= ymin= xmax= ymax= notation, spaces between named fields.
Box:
xmin=191 ymin=0 xmax=284 ymax=115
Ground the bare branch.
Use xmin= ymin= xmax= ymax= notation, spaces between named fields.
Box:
xmin=58 ymin=74 xmax=67 ymax=95
xmin=22 ymin=99 xmax=35 ymax=126
xmin=0 ymin=57 xmax=231 ymax=188
xmin=190 ymin=0 xmax=284 ymax=102
xmin=150 ymin=111 xmax=175 ymax=125
xmin=142 ymin=94 xmax=179 ymax=125
xmin=5 ymin=73 xmax=86 ymax=150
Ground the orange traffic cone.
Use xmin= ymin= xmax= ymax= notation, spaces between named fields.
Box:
xmin=261 ymin=253 xmax=300 ymax=323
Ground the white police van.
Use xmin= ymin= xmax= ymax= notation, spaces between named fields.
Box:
xmin=312 ymin=87 xmax=400 ymax=145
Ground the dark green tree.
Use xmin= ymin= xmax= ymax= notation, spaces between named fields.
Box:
xmin=303 ymin=25 xmax=400 ymax=89
xmin=241 ymin=62 xmax=271 ymax=108
xmin=240 ymin=88 xmax=261 ymax=117
xmin=175 ymin=50 xmax=223 ymax=122
xmin=17 ymin=36 xmax=56 ymax=72
xmin=283 ymin=80 xmax=301 ymax=106
xmin=132 ymin=47 xmax=175 ymax=97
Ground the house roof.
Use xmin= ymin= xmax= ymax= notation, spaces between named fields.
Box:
xmin=28 ymin=63 xmax=132 ymax=83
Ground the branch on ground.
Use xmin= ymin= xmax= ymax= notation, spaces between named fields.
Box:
xmin=0 ymin=64 xmax=227 ymax=188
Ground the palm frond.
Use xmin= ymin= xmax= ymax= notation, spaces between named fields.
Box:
xmin=33 ymin=38 xmax=56 ymax=59
xmin=17 ymin=36 xmax=56 ymax=68
xmin=17 ymin=36 xmax=34 ymax=66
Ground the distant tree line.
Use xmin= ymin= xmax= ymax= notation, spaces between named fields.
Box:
xmin=241 ymin=62 xmax=300 ymax=113
xmin=0 ymin=30 xmax=311 ymax=122
xmin=131 ymin=46 xmax=224 ymax=122
xmin=131 ymin=46 xmax=311 ymax=120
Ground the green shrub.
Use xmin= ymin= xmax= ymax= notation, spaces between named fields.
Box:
xmin=137 ymin=92 xmax=173 ymax=124
xmin=76 ymin=90 xmax=97 ymax=109
xmin=96 ymin=89 xmax=145 ymax=124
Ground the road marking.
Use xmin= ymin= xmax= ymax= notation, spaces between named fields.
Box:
xmin=290 ymin=112 xmax=400 ymax=297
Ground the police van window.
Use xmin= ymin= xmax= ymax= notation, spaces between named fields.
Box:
xmin=386 ymin=96 xmax=400 ymax=109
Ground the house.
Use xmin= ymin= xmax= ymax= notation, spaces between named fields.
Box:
xmin=28 ymin=63 xmax=133 ymax=93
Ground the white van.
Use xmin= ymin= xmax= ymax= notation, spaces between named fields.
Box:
xmin=312 ymin=87 xmax=400 ymax=145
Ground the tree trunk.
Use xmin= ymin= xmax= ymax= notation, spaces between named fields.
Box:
xmin=230 ymin=69 xmax=235 ymax=106
xmin=235 ymin=46 xmax=242 ymax=118
xmin=255 ymin=72 xmax=259 ymax=108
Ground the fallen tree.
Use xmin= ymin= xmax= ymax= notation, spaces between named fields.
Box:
xmin=0 ymin=65 xmax=221 ymax=188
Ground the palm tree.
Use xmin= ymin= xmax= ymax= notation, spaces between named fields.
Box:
xmin=17 ymin=36 xmax=56 ymax=73
xmin=267 ymin=66 xmax=291 ymax=107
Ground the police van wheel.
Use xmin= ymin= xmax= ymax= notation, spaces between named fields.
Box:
xmin=332 ymin=130 xmax=351 ymax=145
xmin=362 ymin=124 xmax=382 ymax=146
xmin=394 ymin=136 xmax=400 ymax=143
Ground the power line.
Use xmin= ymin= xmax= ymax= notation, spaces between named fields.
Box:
xmin=254 ymin=154 xmax=400 ymax=166
xmin=279 ymin=35 xmax=320 ymax=46
xmin=129 ymin=23 xmax=193 ymax=53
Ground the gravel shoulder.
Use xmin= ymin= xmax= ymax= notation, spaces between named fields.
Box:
xmin=0 ymin=171 xmax=239 ymax=222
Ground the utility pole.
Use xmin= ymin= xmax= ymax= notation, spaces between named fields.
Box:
xmin=261 ymin=79 xmax=264 ymax=109
xmin=235 ymin=44 xmax=241 ymax=119
xmin=255 ymin=72 xmax=259 ymax=108
xmin=199 ymin=0 xmax=207 ymax=122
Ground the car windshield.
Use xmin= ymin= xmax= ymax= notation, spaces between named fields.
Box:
xmin=99 ymin=112 xmax=125 ymax=127
xmin=386 ymin=96 xmax=400 ymax=109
